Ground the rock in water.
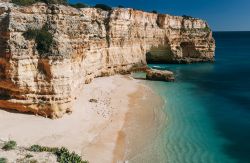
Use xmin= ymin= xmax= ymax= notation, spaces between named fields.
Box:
xmin=146 ymin=69 xmax=175 ymax=82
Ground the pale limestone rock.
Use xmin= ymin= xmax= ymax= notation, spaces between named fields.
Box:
xmin=0 ymin=2 xmax=215 ymax=118
xmin=146 ymin=69 xmax=175 ymax=82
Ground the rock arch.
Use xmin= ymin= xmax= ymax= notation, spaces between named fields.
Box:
xmin=146 ymin=39 xmax=174 ymax=63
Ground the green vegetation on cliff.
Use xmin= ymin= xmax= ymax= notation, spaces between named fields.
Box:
xmin=203 ymin=26 xmax=211 ymax=32
xmin=94 ymin=4 xmax=112 ymax=11
xmin=182 ymin=15 xmax=194 ymax=19
xmin=70 ymin=2 xmax=89 ymax=8
xmin=12 ymin=0 xmax=67 ymax=6
xmin=23 ymin=27 xmax=53 ymax=56
xmin=11 ymin=0 xmax=112 ymax=11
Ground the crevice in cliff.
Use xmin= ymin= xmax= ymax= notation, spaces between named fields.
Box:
xmin=104 ymin=10 xmax=113 ymax=47
xmin=0 ymin=88 xmax=11 ymax=100
xmin=37 ymin=59 xmax=52 ymax=82
xmin=156 ymin=14 xmax=166 ymax=29
xmin=180 ymin=42 xmax=200 ymax=58
xmin=0 ymin=10 xmax=10 ymax=59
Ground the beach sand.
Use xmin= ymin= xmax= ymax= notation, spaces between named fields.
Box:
xmin=0 ymin=75 xmax=166 ymax=163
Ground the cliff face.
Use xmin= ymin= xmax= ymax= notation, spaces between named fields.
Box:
xmin=0 ymin=2 xmax=215 ymax=118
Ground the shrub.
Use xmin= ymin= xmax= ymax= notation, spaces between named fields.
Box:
xmin=89 ymin=99 xmax=98 ymax=103
xmin=29 ymin=145 xmax=88 ymax=163
xmin=23 ymin=28 xmax=38 ymax=39
xmin=12 ymin=0 xmax=39 ymax=6
xmin=70 ymin=3 xmax=89 ymax=9
xmin=117 ymin=5 xmax=124 ymax=8
xmin=35 ymin=29 xmax=53 ymax=55
xmin=25 ymin=154 xmax=33 ymax=158
xmin=182 ymin=15 xmax=193 ymax=19
xmin=152 ymin=10 xmax=158 ymax=14
xmin=0 ymin=158 xmax=7 ymax=163
xmin=12 ymin=0 xmax=68 ymax=6
xmin=43 ymin=0 xmax=67 ymax=5
xmin=203 ymin=26 xmax=211 ymax=32
xmin=94 ymin=4 xmax=112 ymax=11
xmin=29 ymin=144 xmax=58 ymax=153
xmin=55 ymin=147 xmax=85 ymax=163
xmin=2 ymin=140 xmax=17 ymax=151
xmin=23 ymin=27 xmax=53 ymax=56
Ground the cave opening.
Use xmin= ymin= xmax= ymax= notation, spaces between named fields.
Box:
xmin=146 ymin=43 xmax=174 ymax=64
xmin=180 ymin=42 xmax=198 ymax=58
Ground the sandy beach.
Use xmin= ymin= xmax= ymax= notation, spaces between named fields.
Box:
xmin=0 ymin=75 xmax=166 ymax=163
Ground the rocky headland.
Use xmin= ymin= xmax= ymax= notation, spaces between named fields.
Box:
xmin=0 ymin=1 xmax=215 ymax=118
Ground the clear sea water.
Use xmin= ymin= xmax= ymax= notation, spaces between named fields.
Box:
xmin=140 ymin=32 xmax=250 ymax=163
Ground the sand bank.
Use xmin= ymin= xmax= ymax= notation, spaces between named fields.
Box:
xmin=0 ymin=75 xmax=166 ymax=163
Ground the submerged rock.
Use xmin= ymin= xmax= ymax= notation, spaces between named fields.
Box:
xmin=146 ymin=69 xmax=175 ymax=82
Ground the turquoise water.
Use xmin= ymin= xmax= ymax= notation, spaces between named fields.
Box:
xmin=139 ymin=32 xmax=250 ymax=163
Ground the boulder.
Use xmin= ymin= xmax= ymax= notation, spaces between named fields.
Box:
xmin=146 ymin=69 xmax=175 ymax=82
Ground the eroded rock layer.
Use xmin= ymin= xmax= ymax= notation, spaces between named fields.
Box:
xmin=0 ymin=2 xmax=215 ymax=118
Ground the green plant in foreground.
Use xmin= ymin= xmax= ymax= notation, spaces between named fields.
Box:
xmin=0 ymin=158 xmax=7 ymax=163
xmin=29 ymin=145 xmax=88 ymax=163
xmin=55 ymin=147 xmax=86 ymax=163
xmin=29 ymin=144 xmax=58 ymax=152
xmin=2 ymin=140 xmax=17 ymax=151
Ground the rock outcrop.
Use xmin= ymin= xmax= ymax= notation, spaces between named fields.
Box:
xmin=146 ymin=69 xmax=175 ymax=82
xmin=0 ymin=2 xmax=215 ymax=118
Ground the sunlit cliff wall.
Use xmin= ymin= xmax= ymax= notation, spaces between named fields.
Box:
xmin=0 ymin=2 xmax=215 ymax=118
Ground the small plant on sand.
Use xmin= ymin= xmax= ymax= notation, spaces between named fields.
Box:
xmin=25 ymin=154 xmax=34 ymax=158
xmin=55 ymin=147 xmax=85 ymax=163
xmin=29 ymin=145 xmax=58 ymax=152
xmin=2 ymin=140 xmax=17 ymax=151
xmin=29 ymin=145 xmax=88 ymax=163
xmin=0 ymin=158 xmax=7 ymax=163
xmin=29 ymin=160 xmax=38 ymax=163
xmin=89 ymin=99 xmax=98 ymax=103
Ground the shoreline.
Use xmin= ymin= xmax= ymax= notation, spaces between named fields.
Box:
xmin=0 ymin=75 xmax=166 ymax=163
xmin=114 ymin=81 xmax=167 ymax=163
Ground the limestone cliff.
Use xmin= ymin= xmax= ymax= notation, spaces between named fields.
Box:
xmin=0 ymin=2 xmax=215 ymax=118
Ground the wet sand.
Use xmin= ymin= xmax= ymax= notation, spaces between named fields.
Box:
xmin=113 ymin=83 xmax=167 ymax=163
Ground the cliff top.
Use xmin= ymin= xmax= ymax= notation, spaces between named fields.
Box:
xmin=0 ymin=0 xmax=203 ymax=22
